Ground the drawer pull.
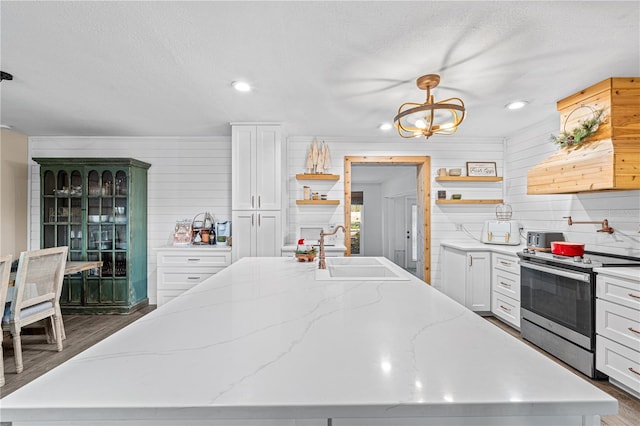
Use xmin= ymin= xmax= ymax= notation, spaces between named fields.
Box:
xmin=629 ymin=367 xmax=640 ymax=376
xmin=628 ymin=327 xmax=640 ymax=335
xmin=187 ymin=258 xmax=201 ymax=262
xmin=500 ymin=261 xmax=512 ymax=267
xmin=500 ymin=305 xmax=512 ymax=313
xmin=187 ymin=276 xmax=201 ymax=280
xmin=629 ymin=293 xmax=640 ymax=299
xmin=500 ymin=281 xmax=511 ymax=288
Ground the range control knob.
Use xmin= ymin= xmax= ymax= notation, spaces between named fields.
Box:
xmin=573 ymin=256 xmax=583 ymax=262
xmin=583 ymin=258 xmax=592 ymax=264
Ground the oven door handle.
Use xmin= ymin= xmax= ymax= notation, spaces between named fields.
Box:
xmin=520 ymin=262 xmax=591 ymax=282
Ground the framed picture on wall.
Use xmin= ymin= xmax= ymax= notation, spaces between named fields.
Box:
xmin=466 ymin=162 xmax=497 ymax=177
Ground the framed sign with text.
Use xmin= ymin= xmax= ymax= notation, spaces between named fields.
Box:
xmin=466 ymin=162 xmax=497 ymax=177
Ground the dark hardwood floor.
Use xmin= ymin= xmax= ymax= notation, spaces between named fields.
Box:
xmin=1 ymin=305 xmax=155 ymax=397
xmin=486 ymin=317 xmax=640 ymax=426
xmin=1 ymin=310 xmax=638 ymax=425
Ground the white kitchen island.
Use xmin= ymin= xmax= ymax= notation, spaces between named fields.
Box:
xmin=0 ymin=257 xmax=616 ymax=425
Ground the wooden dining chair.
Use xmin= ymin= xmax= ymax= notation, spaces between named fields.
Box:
xmin=1 ymin=247 xmax=67 ymax=374
xmin=0 ymin=254 xmax=13 ymax=386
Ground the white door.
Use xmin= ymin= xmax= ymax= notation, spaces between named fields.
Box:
xmin=255 ymin=126 xmax=282 ymax=210
xmin=441 ymin=246 xmax=466 ymax=305
xmin=231 ymin=126 xmax=257 ymax=210
xmin=405 ymin=197 xmax=417 ymax=271
xmin=231 ymin=210 xmax=257 ymax=262
xmin=256 ymin=211 xmax=282 ymax=256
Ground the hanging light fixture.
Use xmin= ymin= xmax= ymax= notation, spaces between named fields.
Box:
xmin=393 ymin=74 xmax=465 ymax=139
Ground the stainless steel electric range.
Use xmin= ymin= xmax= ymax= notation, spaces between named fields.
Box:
xmin=518 ymin=249 xmax=640 ymax=378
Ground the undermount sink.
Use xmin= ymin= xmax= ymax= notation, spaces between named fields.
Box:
xmin=315 ymin=257 xmax=411 ymax=281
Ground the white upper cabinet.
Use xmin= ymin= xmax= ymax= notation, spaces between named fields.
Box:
xmin=232 ymin=124 xmax=282 ymax=210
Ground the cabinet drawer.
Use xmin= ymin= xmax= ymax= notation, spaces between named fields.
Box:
xmin=597 ymin=274 xmax=640 ymax=310
xmin=596 ymin=335 xmax=640 ymax=395
xmin=596 ymin=298 xmax=640 ymax=351
xmin=492 ymin=291 xmax=520 ymax=329
xmin=157 ymin=270 xmax=219 ymax=289
xmin=492 ymin=270 xmax=521 ymax=301
xmin=157 ymin=290 xmax=186 ymax=307
xmin=492 ymin=253 xmax=520 ymax=275
xmin=157 ymin=251 xmax=231 ymax=267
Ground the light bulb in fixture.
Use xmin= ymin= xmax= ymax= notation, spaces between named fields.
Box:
xmin=232 ymin=81 xmax=251 ymax=92
xmin=505 ymin=100 xmax=528 ymax=110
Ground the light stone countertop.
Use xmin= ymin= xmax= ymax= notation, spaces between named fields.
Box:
xmin=594 ymin=266 xmax=640 ymax=281
xmin=1 ymin=257 xmax=616 ymax=425
xmin=155 ymin=244 xmax=232 ymax=251
xmin=440 ymin=239 xmax=526 ymax=256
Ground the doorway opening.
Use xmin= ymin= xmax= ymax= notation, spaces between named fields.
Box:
xmin=350 ymin=191 xmax=363 ymax=256
xmin=344 ymin=156 xmax=431 ymax=283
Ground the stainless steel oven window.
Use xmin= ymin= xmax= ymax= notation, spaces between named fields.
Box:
xmin=520 ymin=262 xmax=593 ymax=338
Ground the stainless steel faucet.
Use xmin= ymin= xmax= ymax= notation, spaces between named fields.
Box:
xmin=318 ymin=225 xmax=346 ymax=269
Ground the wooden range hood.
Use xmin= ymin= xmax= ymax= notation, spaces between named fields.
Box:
xmin=527 ymin=77 xmax=640 ymax=194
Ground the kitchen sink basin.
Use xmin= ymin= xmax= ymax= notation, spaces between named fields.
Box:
xmin=322 ymin=257 xmax=383 ymax=266
xmin=315 ymin=257 xmax=411 ymax=281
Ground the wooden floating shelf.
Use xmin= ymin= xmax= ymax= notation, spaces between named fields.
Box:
xmin=296 ymin=199 xmax=340 ymax=205
xmin=295 ymin=174 xmax=340 ymax=181
xmin=435 ymin=176 xmax=503 ymax=182
xmin=436 ymin=199 xmax=504 ymax=205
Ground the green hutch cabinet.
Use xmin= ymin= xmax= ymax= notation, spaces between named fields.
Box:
xmin=34 ymin=158 xmax=151 ymax=314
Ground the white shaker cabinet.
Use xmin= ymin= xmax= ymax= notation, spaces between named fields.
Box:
xmin=595 ymin=269 xmax=640 ymax=398
xmin=491 ymin=252 xmax=521 ymax=329
xmin=156 ymin=247 xmax=231 ymax=306
xmin=231 ymin=124 xmax=282 ymax=211
xmin=231 ymin=123 xmax=283 ymax=262
xmin=440 ymin=246 xmax=491 ymax=312
xmin=232 ymin=210 xmax=282 ymax=260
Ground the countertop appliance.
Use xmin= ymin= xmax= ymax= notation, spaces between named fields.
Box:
xmin=215 ymin=221 xmax=231 ymax=240
xmin=481 ymin=220 xmax=520 ymax=245
xmin=526 ymin=231 xmax=564 ymax=251
xmin=518 ymin=248 xmax=640 ymax=378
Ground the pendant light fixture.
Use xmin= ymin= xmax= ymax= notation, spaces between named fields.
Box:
xmin=393 ymin=74 xmax=465 ymax=139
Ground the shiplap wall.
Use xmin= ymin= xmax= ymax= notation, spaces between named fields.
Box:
xmin=505 ymin=118 xmax=640 ymax=257
xmin=286 ymin=135 xmax=505 ymax=287
xmin=28 ymin=134 xmax=507 ymax=299
xmin=28 ymin=137 xmax=232 ymax=304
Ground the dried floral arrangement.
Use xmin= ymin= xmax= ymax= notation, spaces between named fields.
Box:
xmin=550 ymin=108 xmax=606 ymax=148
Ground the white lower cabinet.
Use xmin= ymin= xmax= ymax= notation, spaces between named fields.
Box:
xmin=491 ymin=253 xmax=521 ymax=329
xmin=440 ymin=246 xmax=491 ymax=312
xmin=232 ymin=210 xmax=282 ymax=261
xmin=596 ymin=271 xmax=640 ymax=397
xmin=156 ymin=247 xmax=231 ymax=306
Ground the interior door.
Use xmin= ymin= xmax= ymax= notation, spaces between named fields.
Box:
xmin=405 ymin=197 xmax=417 ymax=271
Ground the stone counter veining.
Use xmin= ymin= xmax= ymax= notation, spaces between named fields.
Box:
xmin=0 ymin=257 xmax=616 ymax=425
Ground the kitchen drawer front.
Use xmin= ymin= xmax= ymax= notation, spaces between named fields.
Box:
xmin=596 ymin=298 xmax=640 ymax=351
xmin=492 ymin=253 xmax=520 ymax=275
xmin=596 ymin=335 xmax=640 ymax=395
xmin=157 ymin=290 xmax=186 ymax=307
xmin=492 ymin=269 xmax=521 ymax=301
xmin=492 ymin=291 xmax=520 ymax=329
xmin=157 ymin=250 xmax=232 ymax=268
xmin=157 ymin=269 xmax=221 ymax=289
xmin=596 ymin=274 xmax=640 ymax=310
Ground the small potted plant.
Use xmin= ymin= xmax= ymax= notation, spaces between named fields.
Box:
xmin=295 ymin=239 xmax=316 ymax=262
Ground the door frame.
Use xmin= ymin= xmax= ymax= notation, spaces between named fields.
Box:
xmin=344 ymin=156 xmax=431 ymax=283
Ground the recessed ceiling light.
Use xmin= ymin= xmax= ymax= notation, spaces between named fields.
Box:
xmin=232 ymin=81 xmax=251 ymax=92
xmin=505 ymin=100 xmax=528 ymax=110
xmin=378 ymin=123 xmax=392 ymax=131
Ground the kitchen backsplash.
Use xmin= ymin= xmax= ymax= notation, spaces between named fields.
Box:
xmin=505 ymin=116 xmax=640 ymax=258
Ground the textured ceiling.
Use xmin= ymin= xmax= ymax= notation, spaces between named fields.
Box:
xmin=1 ymin=1 xmax=638 ymax=139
